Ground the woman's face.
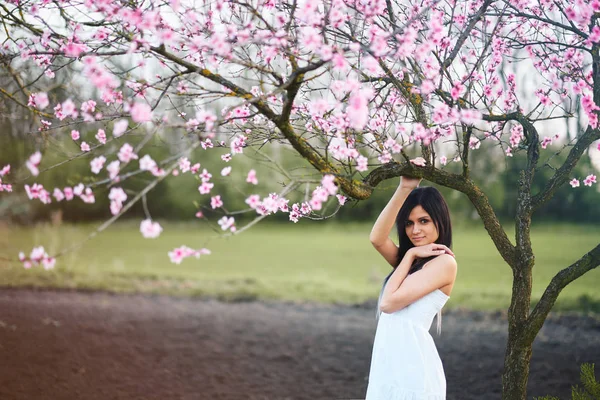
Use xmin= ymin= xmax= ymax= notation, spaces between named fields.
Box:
xmin=405 ymin=205 xmax=439 ymax=247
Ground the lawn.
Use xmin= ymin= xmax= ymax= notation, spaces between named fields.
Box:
xmin=1 ymin=220 xmax=599 ymax=312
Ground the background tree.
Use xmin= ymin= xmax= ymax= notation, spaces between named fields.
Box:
xmin=0 ymin=0 xmax=599 ymax=398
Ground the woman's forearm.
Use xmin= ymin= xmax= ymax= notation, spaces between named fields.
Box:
xmin=380 ymin=250 xmax=416 ymax=302
xmin=369 ymin=185 xmax=413 ymax=246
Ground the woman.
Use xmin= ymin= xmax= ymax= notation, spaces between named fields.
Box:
xmin=365 ymin=176 xmax=457 ymax=400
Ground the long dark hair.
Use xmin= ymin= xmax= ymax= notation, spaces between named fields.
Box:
xmin=394 ymin=186 xmax=452 ymax=275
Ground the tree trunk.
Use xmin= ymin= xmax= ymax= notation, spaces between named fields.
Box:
xmin=502 ymin=260 xmax=534 ymax=400
xmin=502 ymin=336 xmax=534 ymax=400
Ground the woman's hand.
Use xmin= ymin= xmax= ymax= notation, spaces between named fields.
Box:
xmin=408 ymin=243 xmax=455 ymax=258
xmin=400 ymin=176 xmax=422 ymax=190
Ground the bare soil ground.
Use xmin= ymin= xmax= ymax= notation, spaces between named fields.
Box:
xmin=0 ymin=289 xmax=598 ymax=400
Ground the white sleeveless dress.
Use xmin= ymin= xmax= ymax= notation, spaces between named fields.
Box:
xmin=365 ymin=288 xmax=450 ymax=400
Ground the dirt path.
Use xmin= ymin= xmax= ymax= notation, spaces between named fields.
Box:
xmin=0 ymin=289 xmax=598 ymax=400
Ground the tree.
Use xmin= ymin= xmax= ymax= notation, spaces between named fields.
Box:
xmin=0 ymin=0 xmax=599 ymax=398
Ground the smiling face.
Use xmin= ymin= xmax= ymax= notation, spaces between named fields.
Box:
xmin=405 ymin=205 xmax=439 ymax=247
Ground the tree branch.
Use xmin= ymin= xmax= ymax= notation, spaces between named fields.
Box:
xmin=442 ymin=0 xmax=494 ymax=69
xmin=531 ymin=126 xmax=600 ymax=211
xmin=525 ymin=243 xmax=600 ymax=343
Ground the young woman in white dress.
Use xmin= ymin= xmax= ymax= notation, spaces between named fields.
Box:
xmin=366 ymin=176 xmax=457 ymax=400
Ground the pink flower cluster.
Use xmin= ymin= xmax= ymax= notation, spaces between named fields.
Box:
xmin=90 ymin=156 xmax=106 ymax=174
xmin=18 ymin=246 xmax=55 ymax=270
xmin=109 ymin=187 xmax=127 ymax=215
xmin=140 ymin=219 xmax=163 ymax=238
xmin=288 ymin=202 xmax=312 ymax=223
xmin=139 ymin=155 xmax=164 ymax=176
xmin=118 ymin=143 xmax=138 ymax=163
xmin=168 ymin=246 xmax=211 ymax=264
xmin=54 ymin=99 xmax=78 ymax=120
xmin=0 ymin=165 xmax=11 ymax=192
xmin=570 ymin=175 xmax=597 ymax=188
xmin=246 ymin=192 xmax=290 ymax=216
xmin=309 ymin=174 xmax=340 ymax=211
xmin=27 ymin=92 xmax=49 ymax=110
xmin=218 ymin=216 xmax=235 ymax=232
xmin=198 ymin=169 xmax=215 ymax=194
xmin=26 ymin=151 xmax=42 ymax=176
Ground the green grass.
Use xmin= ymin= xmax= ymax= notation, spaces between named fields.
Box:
xmin=1 ymin=221 xmax=599 ymax=312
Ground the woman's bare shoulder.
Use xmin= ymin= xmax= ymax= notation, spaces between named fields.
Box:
xmin=424 ymin=253 xmax=457 ymax=270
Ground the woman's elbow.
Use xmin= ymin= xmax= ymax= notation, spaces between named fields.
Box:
xmin=379 ymin=298 xmax=406 ymax=314
xmin=369 ymin=235 xmax=384 ymax=248
xmin=379 ymin=300 xmax=396 ymax=313
xmin=379 ymin=301 xmax=390 ymax=313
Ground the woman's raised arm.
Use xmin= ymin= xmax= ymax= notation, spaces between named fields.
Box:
xmin=369 ymin=177 xmax=421 ymax=266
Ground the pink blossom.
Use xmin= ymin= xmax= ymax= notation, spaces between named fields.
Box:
xmin=109 ymin=187 xmax=127 ymax=215
xmin=73 ymin=183 xmax=84 ymax=196
xmin=28 ymin=92 xmax=49 ymax=110
xmin=109 ymin=187 xmax=127 ymax=204
xmin=584 ymin=174 xmax=597 ymax=186
xmin=26 ymin=151 xmax=42 ymax=176
xmin=0 ymin=165 xmax=10 ymax=177
xmin=211 ymin=195 xmax=223 ymax=209
xmin=140 ymin=219 xmax=163 ymax=239
xmin=25 ymin=183 xmax=44 ymax=200
xmin=179 ymin=157 xmax=191 ymax=173
xmin=63 ymin=187 xmax=74 ymax=201
xmin=217 ymin=216 xmax=235 ymax=231
xmin=201 ymin=138 xmax=214 ymax=150
xmin=336 ymin=194 xmax=347 ymax=205
xmin=81 ymin=100 xmax=96 ymax=113
xmin=195 ymin=211 xmax=204 ymax=218
xmin=139 ymin=155 xmax=157 ymax=171
xmin=378 ymin=150 xmax=392 ymax=164
xmin=460 ymin=109 xmax=482 ymax=125
xmin=62 ymin=41 xmax=88 ymax=58
xmin=510 ymin=125 xmax=524 ymax=147
xmin=80 ymin=142 xmax=91 ymax=152
xmin=113 ymin=119 xmax=128 ymax=137
xmin=440 ymin=156 xmax=448 ymax=166
xmin=347 ymin=89 xmax=371 ymax=131
xmin=167 ymin=245 xmax=200 ymax=264
xmin=106 ymin=160 xmax=120 ymax=180
xmin=90 ymin=156 xmax=106 ymax=174
xmin=356 ymin=156 xmax=369 ymax=172
xmin=289 ymin=211 xmax=301 ymax=223
xmin=246 ymin=169 xmax=258 ymax=185
xmin=451 ymin=82 xmax=465 ymax=100
xmin=245 ymin=194 xmax=261 ymax=209
xmin=53 ymin=188 xmax=65 ymax=202
xmin=570 ymin=178 xmax=580 ymax=188
xmin=130 ymin=102 xmax=152 ymax=123
xmin=118 ymin=143 xmax=138 ymax=163
xmin=231 ymin=135 xmax=246 ymax=154
xmin=221 ymin=153 xmax=232 ymax=162
xmin=221 ymin=166 xmax=232 ymax=176
xmin=321 ymin=175 xmax=338 ymax=195
xmin=95 ymin=129 xmax=107 ymax=144
xmin=309 ymin=198 xmax=322 ymax=211
xmin=198 ymin=181 xmax=214 ymax=194
xmin=200 ymin=169 xmax=212 ymax=182
xmin=469 ymin=137 xmax=481 ymax=150
xmin=410 ymin=157 xmax=427 ymax=167
xmin=19 ymin=246 xmax=56 ymax=270
xmin=61 ymin=99 xmax=77 ymax=119
xmin=71 ymin=130 xmax=80 ymax=140
xmin=80 ymin=188 xmax=95 ymax=204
